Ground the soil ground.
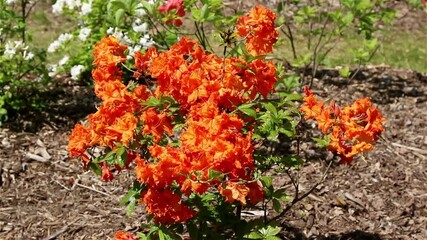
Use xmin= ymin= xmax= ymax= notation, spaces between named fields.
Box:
xmin=1 ymin=67 xmax=426 ymax=240
xmin=1 ymin=2 xmax=426 ymax=240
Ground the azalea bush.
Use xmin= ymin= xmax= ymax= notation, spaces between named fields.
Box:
xmin=67 ymin=2 xmax=385 ymax=239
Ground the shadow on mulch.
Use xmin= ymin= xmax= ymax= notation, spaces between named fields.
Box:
xmin=305 ymin=66 xmax=427 ymax=105
xmin=3 ymin=77 xmax=97 ymax=133
xmin=283 ymin=223 xmax=382 ymax=240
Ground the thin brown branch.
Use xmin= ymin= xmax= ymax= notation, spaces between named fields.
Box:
xmin=268 ymin=160 xmax=332 ymax=224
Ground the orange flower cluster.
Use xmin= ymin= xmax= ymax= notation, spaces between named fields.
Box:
xmin=69 ymin=6 xmax=279 ymax=224
xmin=68 ymin=37 xmax=158 ymax=180
xmin=300 ymin=86 xmax=385 ymax=163
xmin=68 ymin=33 xmax=276 ymax=223
xmin=236 ymin=5 xmax=278 ymax=56
xmin=131 ymin=36 xmax=273 ymax=222
xmin=141 ymin=37 xmax=277 ymax=110
xmin=115 ymin=231 xmax=138 ymax=240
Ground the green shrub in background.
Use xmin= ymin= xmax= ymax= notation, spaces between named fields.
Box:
xmin=0 ymin=0 xmax=50 ymax=123
xmin=274 ymin=0 xmax=425 ymax=86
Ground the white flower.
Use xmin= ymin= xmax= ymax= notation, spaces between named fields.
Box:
xmin=48 ymin=64 xmax=58 ymax=77
xmin=58 ymin=55 xmax=69 ymax=66
xmin=132 ymin=21 xmax=148 ymax=33
xmin=108 ymin=28 xmax=132 ymax=45
xmin=4 ymin=40 xmax=29 ymax=58
xmin=70 ymin=65 xmax=85 ymax=80
xmin=78 ymin=27 xmax=91 ymax=41
xmin=140 ymin=34 xmax=155 ymax=48
xmin=135 ymin=3 xmax=146 ymax=17
xmin=106 ymin=27 xmax=115 ymax=35
xmin=52 ymin=0 xmax=82 ymax=14
xmin=65 ymin=0 xmax=81 ymax=10
xmin=52 ymin=0 xmax=66 ymax=14
xmin=4 ymin=42 xmax=16 ymax=56
xmin=80 ymin=0 xmax=92 ymax=16
xmin=6 ymin=0 xmax=16 ymax=5
xmin=127 ymin=45 xmax=141 ymax=59
xmin=24 ymin=52 xmax=35 ymax=61
xmin=48 ymin=33 xmax=73 ymax=53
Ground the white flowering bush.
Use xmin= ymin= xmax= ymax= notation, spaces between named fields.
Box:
xmin=0 ymin=0 xmax=49 ymax=122
xmin=47 ymin=0 xmax=166 ymax=81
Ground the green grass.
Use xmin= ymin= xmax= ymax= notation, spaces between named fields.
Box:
xmin=26 ymin=1 xmax=75 ymax=63
xmin=26 ymin=1 xmax=427 ymax=73
xmin=274 ymin=25 xmax=427 ymax=73
xmin=327 ymin=28 xmax=427 ymax=73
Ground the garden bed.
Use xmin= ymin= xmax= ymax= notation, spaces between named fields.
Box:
xmin=0 ymin=66 xmax=425 ymax=240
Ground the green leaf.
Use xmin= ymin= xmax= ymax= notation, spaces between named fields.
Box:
xmin=312 ymin=135 xmax=330 ymax=147
xmin=239 ymin=107 xmax=257 ymax=118
xmin=115 ymin=146 xmax=128 ymax=168
xmin=272 ymin=198 xmax=282 ymax=213
xmin=87 ymin=162 xmax=102 ymax=176
xmin=120 ymin=189 xmax=137 ymax=205
xmin=259 ymin=226 xmax=282 ymax=237
xmin=191 ymin=8 xmax=202 ymax=21
xmin=158 ymin=230 xmax=165 ymax=240
xmin=342 ymin=12 xmax=354 ymax=26
xmin=338 ymin=66 xmax=351 ymax=78
xmin=110 ymin=0 xmax=127 ymax=10
xmin=0 ymin=108 xmax=7 ymax=117
xmin=273 ymin=188 xmax=291 ymax=202
xmin=136 ymin=232 xmax=148 ymax=240
xmin=356 ymin=0 xmax=372 ymax=11
xmin=365 ymin=38 xmax=378 ymax=51
xmin=126 ymin=198 xmax=137 ymax=216
xmin=277 ymin=2 xmax=284 ymax=13
xmin=114 ymin=8 xmax=125 ymax=26
xmin=200 ymin=4 xmax=209 ymax=21
xmin=264 ymin=102 xmax=277 ymax=116
xmin=281 ymin=155 xmax=304 ymax=168
xmin=260 ymin=176 xmax=272 ymax=189
xmin=265 ymin=236 xmax=282 ymax=240
xmin=208 ymin=169 xmax=222 ymax=180
xmin=246 ymin=232 xmax=263 ymax=239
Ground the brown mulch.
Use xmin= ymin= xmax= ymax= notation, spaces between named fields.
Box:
xmin=0 ymin=66 xmax=426 ymax=240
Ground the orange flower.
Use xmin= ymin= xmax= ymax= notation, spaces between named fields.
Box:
xmin=67 ymin=124 xmax=93 ymax=166
xmin=300 ymin=86 xmax=337 ymax=134
xmin=101 ymin=162 xmax=114 ymax=181
xmin=68 ymin=124 xmax=91 ymax=158
xmin=93 ymin=36 xmax=127 ymax=68
xmin=244 ymin=59 xmax=277 ymax=98
xmin=142 ymin=189 xmax=195 ymax=224
xmin=94 ymin=80 xmax=127 ymax=101
xmin=115 ymin=231 xmax=138 ymax=240
xmin=104 ymin=112 xmax=138 ymax=146
xmin=140 ymin=108 xmax=173 ymax=142
xmin=92 ymin=65 xmax=122 ymax=83
xmin=219 ymin=181 xmax=250 ymax=205
xmin=69 ymin=33 xmax=282 ymax=223
xmin=246 ymin=181 xmax=265 ymax=204
xmin=135 ymin=145 xmax=190 ymax=189
xmin=301 ymin=87 xmax=385 ymax=163
xmin=134 ymin=47 xmax=158 ymax=76
xmin=236 ymin=5 xmax=278 ymax=56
